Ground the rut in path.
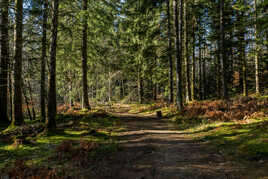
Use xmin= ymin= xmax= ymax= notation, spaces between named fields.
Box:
xmin=91 ymin=113 xmax=248 ymax=179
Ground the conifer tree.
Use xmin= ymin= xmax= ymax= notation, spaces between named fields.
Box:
xmin=13 ymin=0 xmax=24 ymax=125
xmin=0 ymin=0 xmax=10 ymax=125
xmin=47 ymin=0 xmax=59 ymax=130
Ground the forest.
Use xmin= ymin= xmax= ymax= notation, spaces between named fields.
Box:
xmin=0 ymin=0 xmax=268 ymax=178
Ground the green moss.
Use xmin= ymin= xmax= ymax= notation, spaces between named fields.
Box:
xmin=0 ymin=112 xmax=120 ymax=169
xmin=0 ymin=123 xmax=9 ymax=133
xmin=2 ymin=125 xmax=19 ymax=134
xmin=190 ymin=117 xmax=268 ymax=161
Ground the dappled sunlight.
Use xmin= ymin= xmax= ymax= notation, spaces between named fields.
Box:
xmin=0 ymin=111 xmax=120 ymax=176
xmin=119 ymin=129 xmax=183 ymax=136
xmin=190 ymin=117 xmax=268 ymax=161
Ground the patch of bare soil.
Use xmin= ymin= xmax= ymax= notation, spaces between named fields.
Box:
xmin=91 ymin=113 xmax=248 ymax=179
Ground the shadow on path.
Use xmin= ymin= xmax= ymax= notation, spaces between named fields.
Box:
xmin=92 ymin=112 xmax=247 ymax=179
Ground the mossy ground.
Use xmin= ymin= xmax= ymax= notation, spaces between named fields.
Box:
xmin=183 ymin=117 xmax=268 ymax=161
xmin=0 ymin=110 xmax=120 ymax=169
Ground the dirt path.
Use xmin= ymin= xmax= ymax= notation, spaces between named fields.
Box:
xmin=90 ymin=112 xmax=250 ymax=179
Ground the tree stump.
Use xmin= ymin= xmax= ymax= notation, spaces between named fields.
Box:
xmin=156 ymin=111 xmax=162 ymax=118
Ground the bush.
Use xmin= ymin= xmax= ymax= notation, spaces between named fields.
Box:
xmin=180 ymin=97 xmax=268 ymax=122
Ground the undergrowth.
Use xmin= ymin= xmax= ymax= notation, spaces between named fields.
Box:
xmin=167 ymin=96 xmax=268 ymax=129
xmin=169 ymin=96 xmax=268 ymax=162
xmin=0 ymin=109 xmax=119 ymax=178
xmin=189 ymin=117 xmax=268 ymax=161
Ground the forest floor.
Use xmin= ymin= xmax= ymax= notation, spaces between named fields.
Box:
xmin=89 ymin=104 xmax=268 ymax=179
xmin=91 ymin=112 xmax=244 ymax=179
xmin=0 ymin=97 xmax=268 ymax=178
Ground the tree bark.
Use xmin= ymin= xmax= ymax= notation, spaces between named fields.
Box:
xmin=120 ymin=79 xmax=124 ymax=100
xmin=183 ymin=0 xmax=190 ymax=103
xmin=47 ymin=0 xmax=59 ymax=130
xmin=216 ymin=41 xmax=221 ymax=98
xmin=82 ymin=0 xmax=90 ymax=109
xmin=166 ymin=0 xmax=174 ymax=104
xmin=41 ymin=0 xmax=48 ymax=122
xmin=173 ymin=0 xmax=183 ymax=110
xmin=198 ymin=33 xmax=202 ymax=100
xmin=191 ymin=7 xmax=196 ymax=101
xmin=138 ymin=70 xmax=144 ymax=104
xmin=238 ymin=8 xmax=248 ymax=96
xmin=8 ymin=62 xmax=13 ymax=122
xmin=219 ymin=0 xmax=228 ymax=99
xmin=202 ymin=47 xmax=206 ymax=99
xmin=254 ymin=0 xmax=260 ymax=95
xmin=23 ymin=83 xmax=32 ymax=121
xmin=13 ymin=0 xmax=24 ymax=125
xmin=27 ymin=80 xmax=36 ymax=120
xmin=108 ymin=70 xmax=111 ymax=102
xmin=0 ymin=0 xmax=10 ymax=125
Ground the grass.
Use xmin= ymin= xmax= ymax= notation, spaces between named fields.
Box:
xmin=0 ymin=111 xmax=120 ymax=170
xmin=180 ymin=117 xmax=268 ymax=161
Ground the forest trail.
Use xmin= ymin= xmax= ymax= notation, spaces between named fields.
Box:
xmin=91 ymin=110 xmax=248 ymax=179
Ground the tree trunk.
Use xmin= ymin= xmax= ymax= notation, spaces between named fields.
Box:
xmin=69 ymin=82 xmax=74 ymax=108
xmin=166 ymin=0 xmax=174 ymax=104
xmin=254 ymin=0 xmax=260 ymax=95
xmin=191 ymin=9 xmax=196 ymax=101
xmin=41 ymin=0 xmax=48 ymax=122
xmin=219 ymin=0 xmax=228 ymax=99
xmin=154 ymin=83 xmax=157 ymax=101
xmin=95 ymin=73 xmax=98 ymax=98
xmin=120 ymin=79 xmax=124 ymax=100
xmin=108 ymin=71 xmax=111 ymax=102
xmin=8 ymin=62 xmax=13 ymax=121
xmin=180 ymin=0 xmax=184 ymax=104
xmin=47 ymin=0 xmax=59 ymax=130
xmin=230 ymin=44 xmax=234 ymax=90
xmin=198 ymin=35 xmax=202 ymax=100
xmin=214 ymin=1 xmax=221 ymax=99
xmin=183 ymin=0 xmax=190 ymax=103
xmin=202 ymin=47 xmax=206 ymax=99
xmin=0 ymin=0 xmax=10 ymax=125
xmin=173 ymin=0 xmax=183 ymax=110
xmin=122 ymin=80 xmax=125 ymax=99
xmin=82 ymin=0 xmax=90 ymax=109
xmin=239 ymin=9 xmax=248 ymax=96
xmin=27 ymin=80 xmax=36 ymax=120
xmin=216 ymin=41 xmax=221 ymax=98
xmin=23 ymin=83 xmax=32 ymax=121
xmin=138 ymin=71 xmax=144 ymax=104
xmin=13 ymin=0 xmax=24 ymax=125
